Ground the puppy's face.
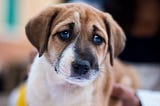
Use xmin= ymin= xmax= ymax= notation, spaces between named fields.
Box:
xmin=26 ymin=3 xmax=125 ymax=86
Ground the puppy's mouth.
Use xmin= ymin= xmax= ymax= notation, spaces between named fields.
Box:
xmin=55 ymin=65 xmax=99 ymax=86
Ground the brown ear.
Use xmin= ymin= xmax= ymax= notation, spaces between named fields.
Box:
xmin=104 ymin=13 xmax=126 ymax=66
xmin=25 ymin=7 xmax=59 ymax=57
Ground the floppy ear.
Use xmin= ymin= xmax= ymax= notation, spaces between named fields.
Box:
xmin=25 ymin=7 xmax=59 ymax=57
xmin=104 ymin=13 xmax=126 ymax=66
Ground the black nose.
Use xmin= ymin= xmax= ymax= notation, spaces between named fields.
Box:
xmin=72 ymin=60 xmax=90 ymax=75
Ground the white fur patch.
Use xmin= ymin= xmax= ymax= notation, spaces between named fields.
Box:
xmin=57 ymin=43 xmax=75 ymax=77
xmin=72 ymin=11 xmax=81 ymax=33
xmin=27 ymin=56 xmax=55 ymax=106
xmin=73 ymin=11 xmax=80 ymax=20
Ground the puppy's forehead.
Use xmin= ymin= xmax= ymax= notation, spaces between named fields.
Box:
xmin=58 ymin=3 xmax=104 ymax=21
xmin=51 ymin=3 xmax=106 ymax=36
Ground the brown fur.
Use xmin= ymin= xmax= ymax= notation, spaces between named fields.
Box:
xmin=25 ymin=3 xmax=139 ymax=106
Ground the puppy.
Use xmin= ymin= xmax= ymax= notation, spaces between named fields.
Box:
xmin=24 ymin=3 xmax=138 ymax=106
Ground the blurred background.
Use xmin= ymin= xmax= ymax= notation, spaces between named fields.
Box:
xmin=0 ymin=0 xmax=159 ymax=105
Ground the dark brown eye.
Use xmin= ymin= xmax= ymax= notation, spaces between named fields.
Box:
xmin=58 ymin=30 xmax=71 ymax=41
xmin=92 ymin=34 xmax=104 ymax=45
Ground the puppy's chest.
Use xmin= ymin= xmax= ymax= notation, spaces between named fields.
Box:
xmin=52 ymin=98 xmax=91 ymax=106
xmin=51 ymin=86 xmax=94 ymax=106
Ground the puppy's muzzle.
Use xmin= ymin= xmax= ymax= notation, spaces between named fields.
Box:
xmin=72 ymin=60 xmax=90 ymax=76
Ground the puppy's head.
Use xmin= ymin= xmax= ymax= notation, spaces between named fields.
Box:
xmin=25 ymin=3 xmax=125 ymax=86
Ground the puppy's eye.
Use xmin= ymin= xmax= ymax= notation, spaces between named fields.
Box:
xmin=92 ymin=34 xmax=104 ymax=45
xmin=58 ymin=30 xmax=71 ymax=41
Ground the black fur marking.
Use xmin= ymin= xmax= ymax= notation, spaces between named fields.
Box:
xmin=74 ymin=39 xmax=99 ymax=70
